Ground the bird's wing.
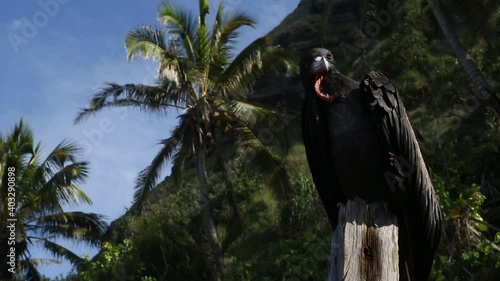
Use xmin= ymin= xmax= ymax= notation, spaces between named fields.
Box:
xmin=361 ymin=71 xmax=442 ymax=281
xmin=301 ymin=94 xmax=344 ymax=228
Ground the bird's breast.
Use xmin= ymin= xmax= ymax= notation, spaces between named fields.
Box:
xmin=323 ymin=93 xmax=390 ymax=201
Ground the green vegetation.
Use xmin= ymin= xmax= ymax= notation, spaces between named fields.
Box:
xmin=0 ymin=120 xmax=106 ymax=280
xmin=3 ymin=0 xmax=499 ymax=280
xmin=74 ymin=0 xmax=295 ymax=280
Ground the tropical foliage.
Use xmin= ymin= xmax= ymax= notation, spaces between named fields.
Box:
xmin=74 ymin=0 xmax=296 ymax=280
xmin=0 ymin=120 xmax=106 ymax=280
xmin=5 ymin=0 xmax=500 ymax=280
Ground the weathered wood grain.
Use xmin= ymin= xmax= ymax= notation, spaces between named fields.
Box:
xmin=327 ymin=198 xmax=399 ymax=281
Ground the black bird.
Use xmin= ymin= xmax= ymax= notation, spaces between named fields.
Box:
xmin=300 ymin=48 xmax=441 ymax=281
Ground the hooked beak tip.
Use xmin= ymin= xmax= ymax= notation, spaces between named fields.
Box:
xmin=312 ymin=56 xmax=330 ymax=74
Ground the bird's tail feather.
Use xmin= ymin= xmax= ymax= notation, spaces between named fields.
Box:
xmin=398 ymin=211 xmax=415 ymax=281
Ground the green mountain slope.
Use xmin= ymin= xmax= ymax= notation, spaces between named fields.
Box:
xmin=68 ymin=1 xmax=500 ymax=280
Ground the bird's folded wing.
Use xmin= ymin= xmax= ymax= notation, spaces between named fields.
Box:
xmin=361 ymin=70 xmax=442 ymax=281
xmin=301 ymin=96 xmax=344 ymax=228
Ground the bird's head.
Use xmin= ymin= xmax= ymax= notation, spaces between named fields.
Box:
xmin=300 ymin=48 xmax=340 ymax=103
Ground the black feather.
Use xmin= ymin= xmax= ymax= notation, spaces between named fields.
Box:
xmin=361 ymin=71 xmax=442 ymax=281
xmin=300 ymin=48 xmax=441 ymax=281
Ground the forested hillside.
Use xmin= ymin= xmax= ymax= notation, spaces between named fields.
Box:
xmin=48 ymin=0 xmax=499 ymax=280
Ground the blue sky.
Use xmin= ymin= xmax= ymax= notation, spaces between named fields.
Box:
xmin=1 ymin=0 xmax=300 ymax=278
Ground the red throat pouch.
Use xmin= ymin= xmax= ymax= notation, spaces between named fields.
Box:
xmin=314 ymin=72 xmax=334 ymax=103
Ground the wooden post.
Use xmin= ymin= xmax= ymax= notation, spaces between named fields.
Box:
xmin=327 ymin=198 xmax=399 ymax=281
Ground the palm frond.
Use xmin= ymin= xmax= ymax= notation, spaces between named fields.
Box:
xmin=216 ymin=36 xmax=268 ymax=99
xmin=41 ymin=139 xmax=83 ymax=172
xmin=125 ymin=26 xmax=192 ymax=89
xmin=37 ymin=163 xmax=91 ymax=208
xmin=229 ymin=101 xmax=277 ymax=127
xmin=234 ymin=125 xmax=292 ymax=199
xmin=158 ymin=2 xmax=197 ymax=60
xmin=42 ymin=239 xmax=87 ymax=267
xmin=170 ymin=130 xmax=194 ymax=187
xmin=230 ymin=101 xmax=300 ymax=154
xmin=216 ymin=36 xmax=297 ymax=99
xmin=198 ymin=0 xmax=210 ymax=27
xmin=17 ymin=140 xmax=90 ymax=214
xmin=35 ymin=140 xmax=92 ymax=208
xmin=207 ymin=4 xmax=231 ymax=78
xmin=35 ymin=211 xmax=106 ymax=245
xmin=125 ymin=25 xmax=167 ymax=62
xmin=9 ymin=118 xmax=34 ymax=146
xmin=261 ymin=45 xmax=299 ymax=75
xmin=5 ymin=119 xmax=36 ymax=156
xmin=20 ymin=259 xmax=42 ymax=281
xmin=27 ymin=142 xmax=41 ymax=166
xmin=134 ymin=122 xmax=188 ymax=205
xmin=212 ymin=4 xmax=255 ymax=50
xmin=75 ymin=82 xmax=186 ymax=123
xmin=1 ymin=121 xmax=100 ymax=280
xmin=194 ymin=23 xmax=211 ymax=90
xmin=28 ymin=258 xmax=61 ymax=267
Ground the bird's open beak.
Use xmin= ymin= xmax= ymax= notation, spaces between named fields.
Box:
xmin=311 ymin=56 xmax=335 ymax=103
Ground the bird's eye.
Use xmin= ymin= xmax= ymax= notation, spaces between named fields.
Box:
xmin=326 ymin=52 xmax=332 ymax=60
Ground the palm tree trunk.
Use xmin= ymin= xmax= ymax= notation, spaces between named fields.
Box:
xmin=196 ymin=146 xmax=225 ymax=281
xmin=426 ymin=0 xmax=500 ymax=115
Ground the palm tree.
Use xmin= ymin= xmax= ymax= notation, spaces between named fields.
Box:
xmin=0 ymin=119 xmax=107 ymax=280
xmin=426 ymin=0 xmax=500 ymax=114
xmin=75 ymin=1 xmax=296 ymax=280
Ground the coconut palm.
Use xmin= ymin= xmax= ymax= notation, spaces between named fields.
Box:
xmin=0 ymin=119 xmax=107 ymax=280
xmin=75 ymin=0 xmax=296 ymax=280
